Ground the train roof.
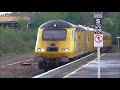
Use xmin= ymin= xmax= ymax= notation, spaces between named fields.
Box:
xmin=39 ymin=20 xmax=111 ymax=35
xmin=39 ymin=20 xmax=75 ymax=29
xmin=77 ymin=25 xmax=111 ymax=34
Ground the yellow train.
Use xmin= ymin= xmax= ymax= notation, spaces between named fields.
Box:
xmin=35 ymin=20 xmax=112 ymax=71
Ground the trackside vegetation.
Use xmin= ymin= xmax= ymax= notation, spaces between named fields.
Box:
xmin=0 ymin=27 xmax=37 ymax=56
xmin=0 ymin=12 xmax=120 ymax=56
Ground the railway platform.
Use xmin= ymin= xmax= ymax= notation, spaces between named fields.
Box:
xmin=63 ymin=53 xmax=120 ymax=78
xmin=33 ymin=53 xmax=120 ymax=78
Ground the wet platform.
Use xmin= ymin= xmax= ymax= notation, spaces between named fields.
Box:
xmin=33 ymin=53 xmax=120 ymax=78
xmin=66 ymin=53 xmax=120 ymax=78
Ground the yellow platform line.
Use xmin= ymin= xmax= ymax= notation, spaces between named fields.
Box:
xmin=63 ymin=53 xmax=105 ymax=78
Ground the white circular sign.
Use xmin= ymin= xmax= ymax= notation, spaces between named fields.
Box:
xmin=95 ymin=35 xmax=103 ymax=43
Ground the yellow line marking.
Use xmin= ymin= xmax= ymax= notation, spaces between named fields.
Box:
xmin=63 ymin=53 xmax=105 ymax=78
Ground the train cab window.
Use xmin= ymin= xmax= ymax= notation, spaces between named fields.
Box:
xmin=42 ymin=29 xmax=67 ymax=40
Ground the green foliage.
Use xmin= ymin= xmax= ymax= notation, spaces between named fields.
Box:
xmin=32 ymin=12 xmax=120 ymax=44
xmin=102 ymin=12 xmax=120 ymax=44
xmin=0 ymin=27 xmax=37 ymax=56
xmin=18 ymin=20 xmax=28 ymax=31
xmin=1 ymin=12 xmax=120 ymax=56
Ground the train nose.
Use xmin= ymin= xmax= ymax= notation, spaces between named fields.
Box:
xmin=47 ymin=47 xmax=58 ymax=52
xmin=51 ymin=43 xmax=55 ymax=46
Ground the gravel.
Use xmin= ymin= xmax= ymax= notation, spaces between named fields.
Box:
xmin=0 ymin=53 xmax=44 ymax=78
xmin=0 ymin=46 xmax=116 ymax=78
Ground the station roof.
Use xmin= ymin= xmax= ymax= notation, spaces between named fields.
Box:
xmin=0 ymin=16 xmax=30 ymax=22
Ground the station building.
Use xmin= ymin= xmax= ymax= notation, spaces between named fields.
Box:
xmin=0 ymin=15 xmax=33 ymax=30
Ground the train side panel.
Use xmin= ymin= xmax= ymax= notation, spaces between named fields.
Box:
xmin=74 ymin=31 xmax=87 ymax=57
xmin=87 ymin=31 xmax=96 ymax=52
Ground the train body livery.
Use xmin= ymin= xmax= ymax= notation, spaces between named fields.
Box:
xmin=35 ymin=20 xmax=112 ymax=71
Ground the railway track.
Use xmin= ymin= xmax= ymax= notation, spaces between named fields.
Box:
xmin=0 ymin=59 xmax=34 ymax=68
xmin=0 ymin=52 xmax=98 ymax=78
xmin=0 ymin=46 xmax=116 ymax=78
xmin=0 ymin=58 xmax=44 ymax=78
xmin=32 ymin=53 xmax=96 ymax=78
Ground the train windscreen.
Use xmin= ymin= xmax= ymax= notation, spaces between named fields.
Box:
xmin=42 ymin=29 xmax=67 ymax=40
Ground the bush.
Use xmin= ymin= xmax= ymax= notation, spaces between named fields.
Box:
xmin=0 ymin=27 xmax=37 ymax=56
xmin=0 ymin=50 xmax=3 ymax=56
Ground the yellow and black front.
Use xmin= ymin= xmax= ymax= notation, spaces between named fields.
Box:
xmin=35 ymin=20 xmax=75 ymax=63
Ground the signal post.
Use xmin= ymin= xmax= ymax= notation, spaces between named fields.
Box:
xmin=94 ymin=12 xmax=103 ymax=78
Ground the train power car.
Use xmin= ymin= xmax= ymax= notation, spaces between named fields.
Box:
xmin=35 ymin=20 xmax=112 ymax=71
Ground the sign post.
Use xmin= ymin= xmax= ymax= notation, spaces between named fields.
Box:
xmin=116 ymin=35 xmax=120 ymax=53
xmin=94 ymin=12 xmax=103 ymax=78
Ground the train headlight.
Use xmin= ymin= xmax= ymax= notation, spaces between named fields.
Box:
xmin=41 ymin=48 xmax=45 ymax=52
xmin=38 ymin=48 xmax=45 ymax=52
xmin=61 ymin=48 xmax=69 ymax=52
xmin=61 ymin=48 xmax=65 ymax=52
xmin=38 ymin=48 xmax=41 ymax=51
xmin=65 ymin=48 xmax=69 ymax=51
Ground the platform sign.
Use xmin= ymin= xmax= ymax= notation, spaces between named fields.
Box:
xmin=94 ymin=18 xmax=102 ymax=34
xmin=94 ymin=12 xmax=103 ymax=78
xmin=94 ymin=25 xmax=102 ymax=34
xmin=94 ymin=12 xmax=103 ymax=18
xmin=94 ymin=12 xmax=102 ymax=34
xmin=94 ymin=12 xmax=103 ymax=47
xmin=94 ymin=34 xmax=103 ymax=47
